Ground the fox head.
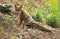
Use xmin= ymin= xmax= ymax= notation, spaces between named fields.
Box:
xmin=14 ymin=3 xmax=22 ymax=11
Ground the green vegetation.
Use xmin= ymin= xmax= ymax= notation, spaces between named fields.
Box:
xmin=7 ymin=0 xmax=60 ymax=28
xmin=5 ymin=15 xmax=13 ymax=20
xmin=10 ymin=36 xmax=16 ymax=39
xmin=8 ymin=0 xmax=14 ymax=2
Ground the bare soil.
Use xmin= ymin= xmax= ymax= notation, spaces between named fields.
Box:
xmin=0 ymin=12 xmax=60 ymax=39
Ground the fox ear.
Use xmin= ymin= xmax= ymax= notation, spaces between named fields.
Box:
xmin=20 ymin=4 xmax=22 ymax=10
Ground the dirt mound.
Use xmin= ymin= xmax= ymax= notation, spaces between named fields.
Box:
xmin=0 ymin=13 xmax=60 ymax=39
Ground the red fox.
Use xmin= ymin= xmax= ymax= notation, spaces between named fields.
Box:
xmin=14 ymin=3 xmax=54 ymax=32
xmin=14 ymin=3 xmax=34 ymax=28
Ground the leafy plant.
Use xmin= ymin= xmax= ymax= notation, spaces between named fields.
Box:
xmin=46 ymin=13 xmax=57 ymax=27
xmin=10 ymin=36 xmax=16 ymax=39
xmin=8 ymin=0 xmax=13 ymax=2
